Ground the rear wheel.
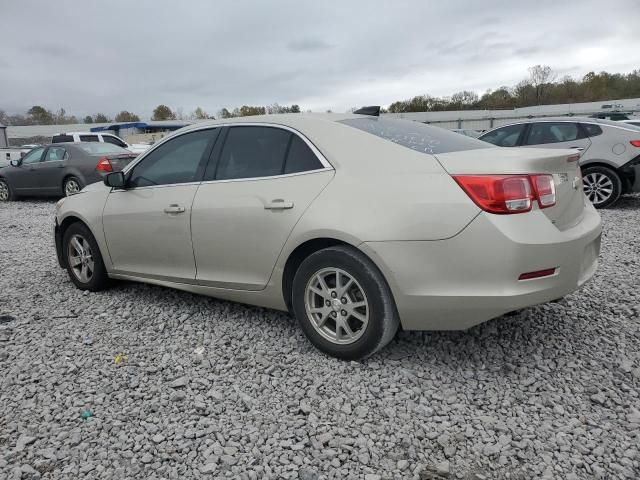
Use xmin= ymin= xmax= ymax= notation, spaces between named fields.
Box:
xmin=291 ymin=245 xmax=399 ymax=360
xmin=63 ymin=222 xmax=110 ymax=291
xmin=582 ymin=166 xmax=621 ymax=209
xmin=0 ymin=179 xmax=15 ymax=201
xmin=63 ymin=176 xmax=82 ymax=197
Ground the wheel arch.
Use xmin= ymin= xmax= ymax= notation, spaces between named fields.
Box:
xmin=56 ymin=215 xmax=102 ymax=268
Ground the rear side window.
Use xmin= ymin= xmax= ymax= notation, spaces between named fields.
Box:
xmin=339 ymin=117 xmax=492 ymax=154
xmin=524 ymin=122 xmax=584 ymax=145
xmin=102 ymin=135 xmax=128 ymax=148
xmin=52 ymin=134 xmax=74 ymax=143
xmin=480 ymin=124 xmax=526 ymax=147
xmin=129 ymin=129 xmax=217 ymax=187
xmin=581 ymin=123 xmax=603 ymax=137
xmin=215 ymin=126 xmax=291 ymax=180
xmin=79 ymin=135 xmax=100 ymax=142
xmin=45 ymin=147 xmax=68 ymax=161
xmin=284 ymin=135 xmax=323 ymax=174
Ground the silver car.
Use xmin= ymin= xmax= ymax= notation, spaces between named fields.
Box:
xmin=478 ymin=117 xmax=640 ymax=208
xmin=54 ymin=114 xmax=601 ymax=359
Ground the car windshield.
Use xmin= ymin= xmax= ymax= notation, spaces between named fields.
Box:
xmin=74 ymin=143 xmax=130 ymax=155
xmin=339 ymin=117 xmax=492 ymax=155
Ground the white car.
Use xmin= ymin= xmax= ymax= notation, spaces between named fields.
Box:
xmin=53 ymin=113 xmax=602 ymax=359
xmin=51 ymin=132 xmax=150 ymax=155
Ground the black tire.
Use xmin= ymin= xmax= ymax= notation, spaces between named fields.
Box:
xmin=291 ymin=245 xmax=399 ymax=360
xmin=62 ymin=222 xmax=110 ymax=291
xmin=63 ymin=176 xmax=83 ymax=197
xmin=0 ymin=178 xmax=16 ymax=201
xmin=582 ymin=166 xmax=622 ymax=209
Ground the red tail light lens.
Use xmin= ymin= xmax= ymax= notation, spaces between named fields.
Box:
xmin=453 ymin=175 xmax=533 ymax=214
xmin=96 ymin=157 xmax=113 ymax=173
xmin=531 ymin=174 xmax=556 ymax=208
xmin=630 ymin=140 xmax=640 ymax=147
xmin=453 ymin=174 xmax=557 ymax=214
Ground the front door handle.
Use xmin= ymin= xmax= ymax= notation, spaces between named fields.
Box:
xmin=164 ymin=204 xmax=186 ymax=214
xmin=264 ymin=199 xmax=294 ymax=210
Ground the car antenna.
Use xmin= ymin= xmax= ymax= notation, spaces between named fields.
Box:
xmin=353 ymin=106 xmax=380 ymax=116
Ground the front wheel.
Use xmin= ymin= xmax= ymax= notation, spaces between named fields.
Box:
xmin=291 ymin=245 xmax=399 ymax=360
xmin=63 ymin=176 xmax=82 ymax=197
xmin=63 ymin=222 xmax=110 ymax=291
xmin=0 ymin=179 xmax=15 ymax=201
xmin=582 ymin=166 xmax=621 ymax=209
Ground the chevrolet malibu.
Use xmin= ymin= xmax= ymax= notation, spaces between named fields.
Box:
xmin=54 ymin=113 xmax=602 ymax=359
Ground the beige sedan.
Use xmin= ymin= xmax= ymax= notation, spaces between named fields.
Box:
xmin=54 ymin=113 xmax=602 ymax=359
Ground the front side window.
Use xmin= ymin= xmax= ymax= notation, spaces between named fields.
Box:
xmin=44 ymin=147 xmax=68 ymax=162
xmin=103 ymin=135 xmax=128 ymax=148
xmin=128 ymin=129 xmax=217 ymax=187
xmin=215 ymin=126 xmax=291 ymax=180
xmin=480 ymin=124 xmax=526 ymax=147
xmin=79 ymin=135 xmax=100 ymax=142
xmin=524 ymin=122 xmax=583 ymax=145
xmin=21 ymin=147 xmax=45 ymax=164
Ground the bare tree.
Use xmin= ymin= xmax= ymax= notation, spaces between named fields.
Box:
xmin=528 ymin=65 xmax=556 ymax=105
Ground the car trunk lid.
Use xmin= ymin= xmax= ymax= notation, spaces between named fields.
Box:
xmin=435 ymin=147 xmax=586 ymax=230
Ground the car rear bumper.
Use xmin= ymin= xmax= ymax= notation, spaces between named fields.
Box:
xmin=360 ymin=202 xmax=602 ymax=330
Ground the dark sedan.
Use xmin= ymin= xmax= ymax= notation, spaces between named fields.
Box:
xmin=0 ymin=142 xmax=137 ymax=201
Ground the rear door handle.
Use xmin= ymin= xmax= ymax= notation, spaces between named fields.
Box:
xmin=264 ymin=199 xmax=294 ymax=210
xmin=164 ymin=204 xmax=186 ymax=214
xmin=570 ymin=147 xmax=585 ymax=151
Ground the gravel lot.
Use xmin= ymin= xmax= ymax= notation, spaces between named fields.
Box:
xmin=1 ymin=198 xmax=639 ymax=480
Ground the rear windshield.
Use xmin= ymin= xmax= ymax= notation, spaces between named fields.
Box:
xmin=52 ymin=134 xmax=74 ymax=143
xmin=74 ymin=143 xmax=129 ymax=155
xmin=339 ymin=117 xmax=492 ymax=155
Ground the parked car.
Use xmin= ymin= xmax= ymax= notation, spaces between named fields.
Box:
xmin=0 ymin=142 xmax=137 ymax=200
xmin=590 ymin=112 xmax=631 ymax=121
xmin=54 ymin=114 xmax=601 ymax=359
xmin=52 ymin=132 xmax=150 ymax=154
xmin=478 ymin=117 xmax=640 ymax=208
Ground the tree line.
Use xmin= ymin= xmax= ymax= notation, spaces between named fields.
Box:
xmin=0 ymin=103 xmax=302 ymax=126
xmin=387 ymin=66 xmax=640 ymax=113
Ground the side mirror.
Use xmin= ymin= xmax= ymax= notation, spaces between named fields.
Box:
xmin=10 ymin=160 xmax=20 ymax=167
xmin=104 ymin=171 xmax=126 ymax=188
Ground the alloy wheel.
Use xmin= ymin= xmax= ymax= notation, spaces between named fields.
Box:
xmin=65 ymin=179 xmax=81 ymax=196
xmin=0 ymin=181 xmax=8 ymax=201
xmin=67 ymin=234 xmax=94 ymax=283
xmin=304 ymin=267 xmax=369 ymax=345
xmin=583 ymin=172 xmax=613 ymax=205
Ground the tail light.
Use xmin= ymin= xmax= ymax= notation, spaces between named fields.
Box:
xmin=453 ymin=174 xmax=556 ymax=214
xmin=630 ymin=140 xmax=640 ymax=147
xmin=96 ymin=157 xmax=113 ymax=173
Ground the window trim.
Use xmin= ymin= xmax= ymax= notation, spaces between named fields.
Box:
xmin=118 ymin=123 xmax=333 ymax=191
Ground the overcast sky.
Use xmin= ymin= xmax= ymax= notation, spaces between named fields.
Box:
xmin=1 ymin=0 xmax=639 ymax=119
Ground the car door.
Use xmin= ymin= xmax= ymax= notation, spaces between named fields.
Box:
xmin=10 ymin=147 xmax=46 ymax=193
xmin=521 ymin=122 xmax=592 ymax=154
xmin=191 ymin=125 xmax=334 ymax=290
xmin=30 ymin=146 xmax=68 ymax=194
xmin=102 ymin=128 xmax=219 ymax=281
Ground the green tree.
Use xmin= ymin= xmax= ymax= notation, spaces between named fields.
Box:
xmin=151 ymin=104 xmax=176 ymax=121
xmin=83 ymin=115 xmax=94 ymax=124
xmin=114 ymin=111 xmax=140 ymax=122
xmin=218 ymin=108 xmax=232 ymax=119
xmin=93 ymin=113 xmax=110 ymax=123
xmin=27 ymin=105 xmax=54 ymax=125
xmin=191 ymin=107 xmax=210 ymax=119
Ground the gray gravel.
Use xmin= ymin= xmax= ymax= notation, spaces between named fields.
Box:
xmin=1 ymin=197 xmax=639 ymax=479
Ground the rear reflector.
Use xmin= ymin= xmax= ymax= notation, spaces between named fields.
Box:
xmin=518 ymin=268 xmax=556 ymax=280
xmin=453 ymin=174 xmax=556 ymax=214
xmin=630 ymin=140 xmax=640 ymax=147
xmin=96 ymin=157 xmax=113 ymax=173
